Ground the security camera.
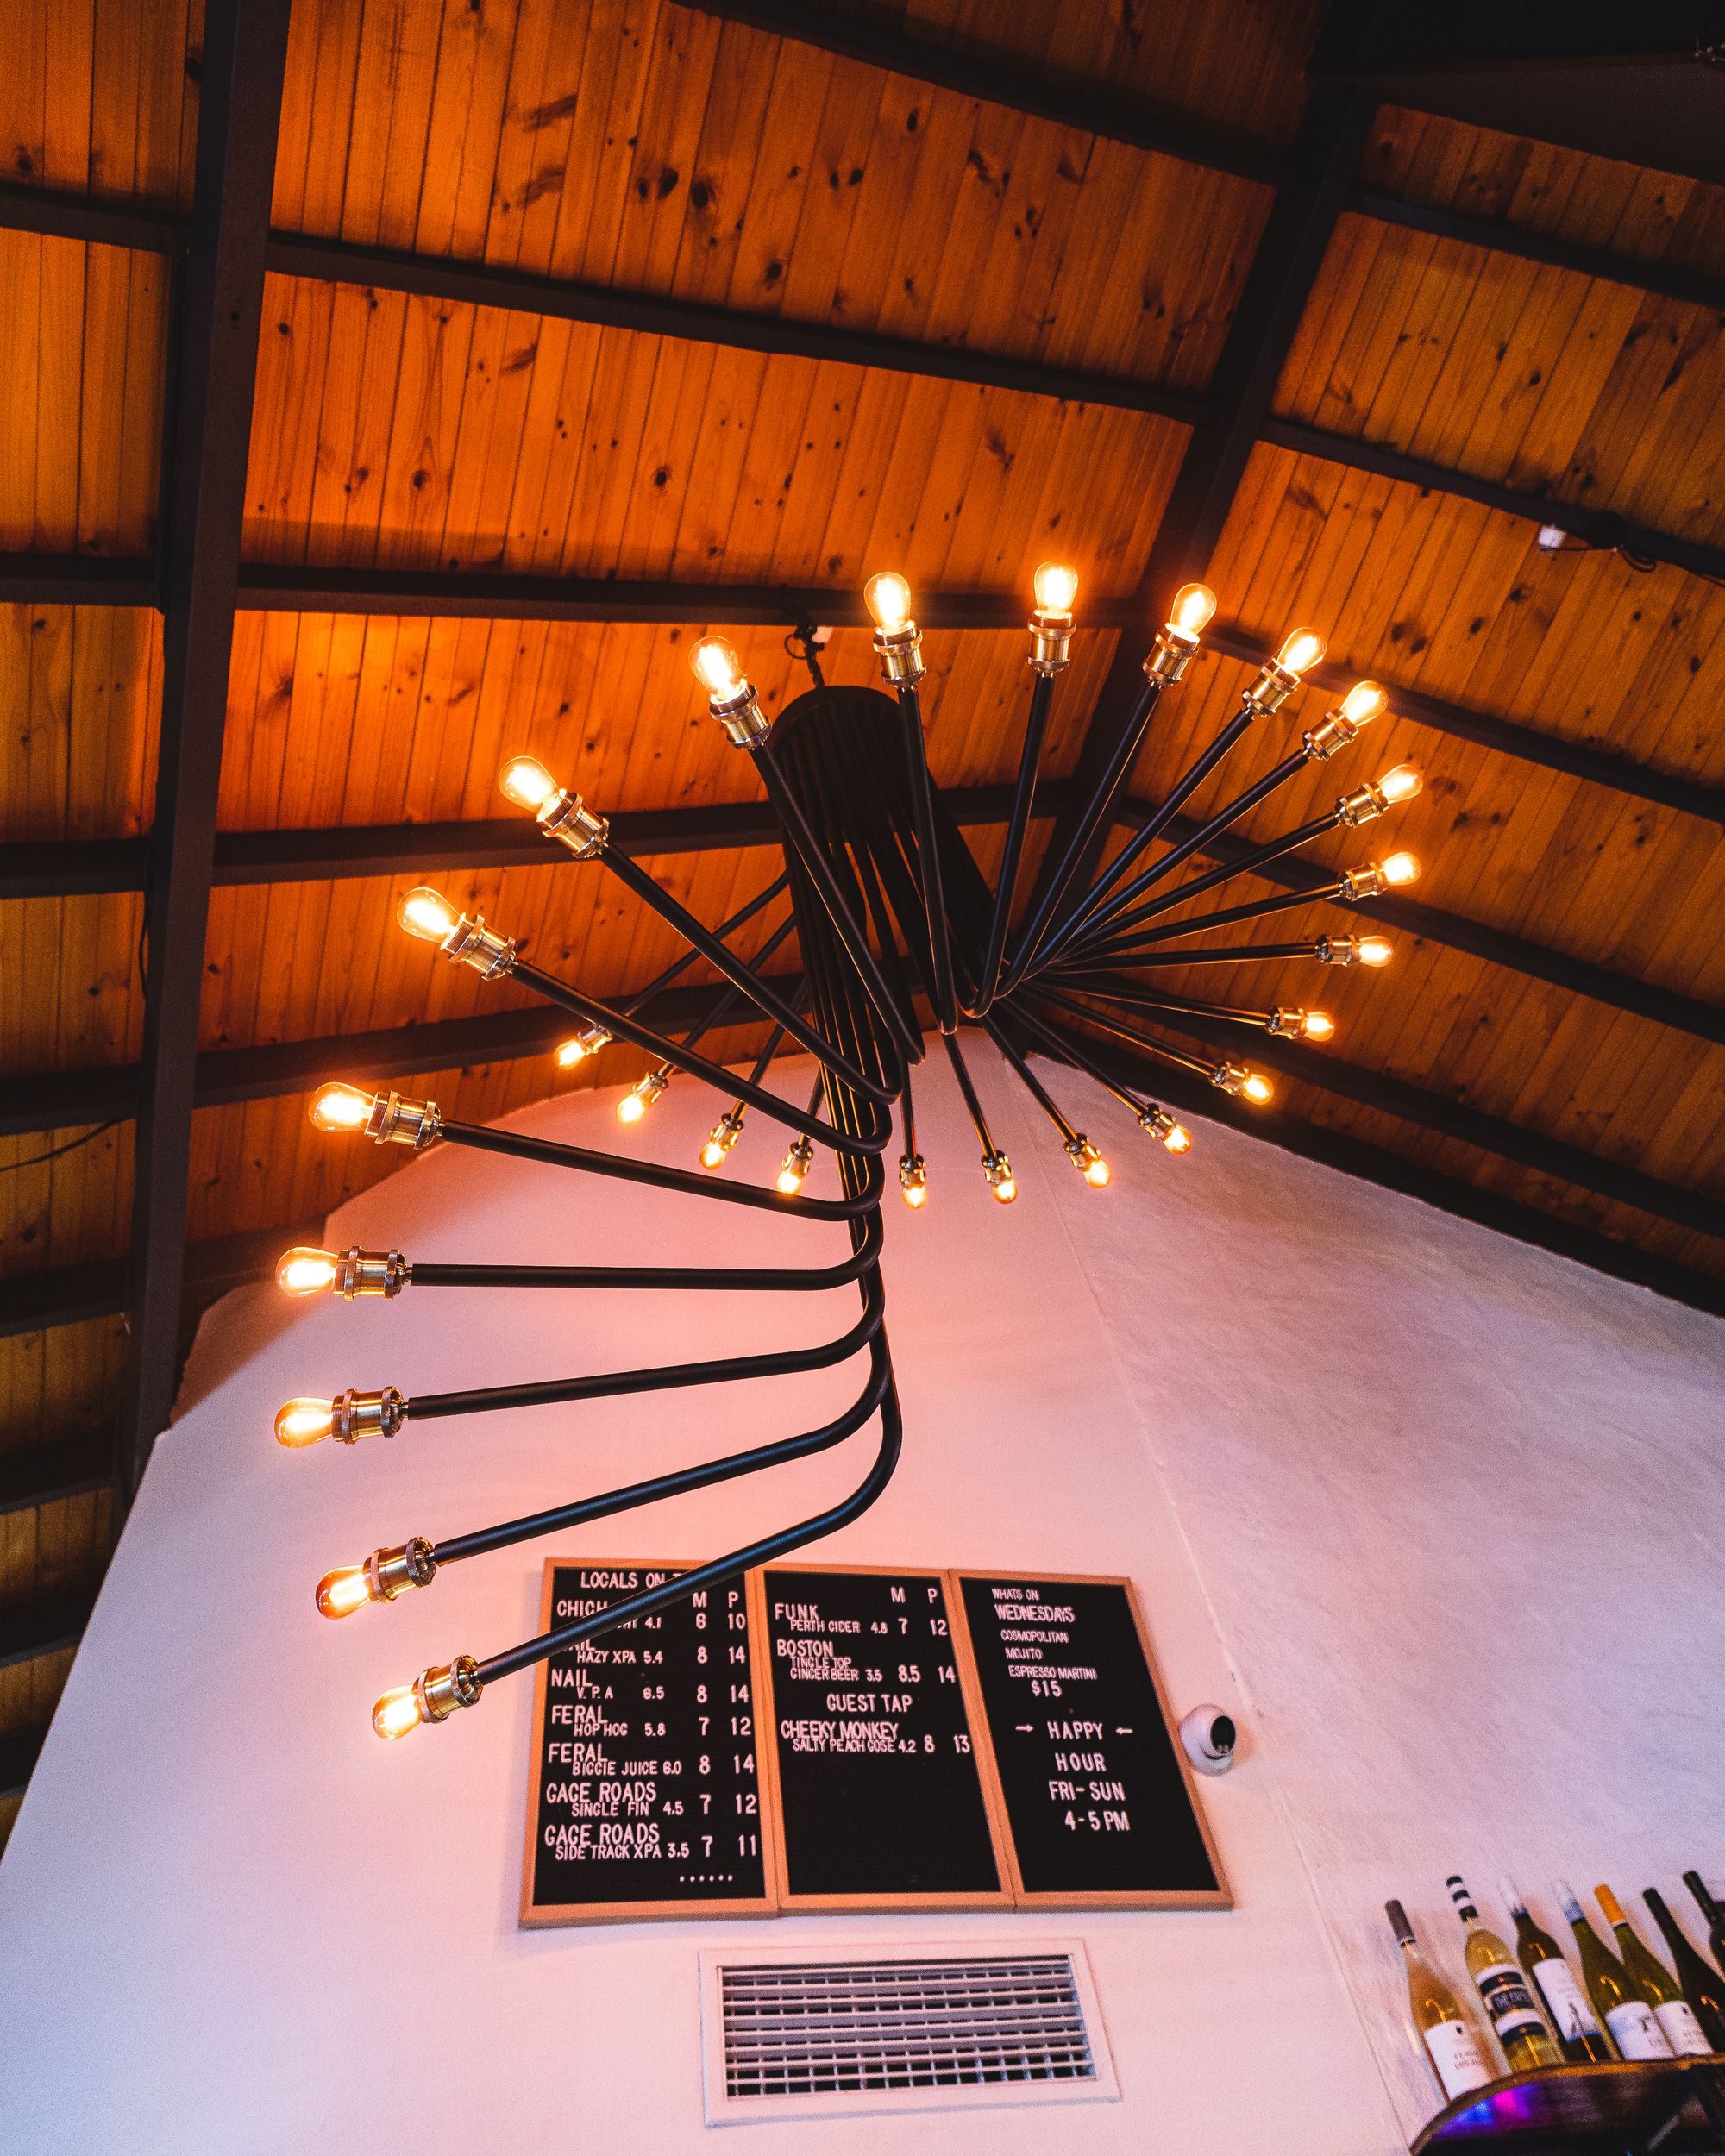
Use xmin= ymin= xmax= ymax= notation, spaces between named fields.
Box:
xmin=1180 ymin=1705 xmax=1238 ymax=1775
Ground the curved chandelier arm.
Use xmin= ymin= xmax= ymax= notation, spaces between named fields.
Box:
xmin=1056 ymin=940 xmax=1323 ymax=978
xmin=598 ymin=843 xmax=894 ymax=1104
xmin=999 ymin=677 xmax=1162 ymax=997
xmin=973 ymin=671 xmax=1053 ymax=1018
xmin=1046 ymin=739 xmax=1309 ymax=962
xmin=1000 ymin=999 xmax=1169 ymax=1123
xmin=403 ymin=1268 xmax=885 ymax=1426
xmin=892 ymin=680 xmax=957 ymax=1037
xmin=1073 ymin=808 xmax=1341 ymax=950
xmin=405 ymin=1212 xmax=885 ymax=1296
xmin=1058 ymin=879 xmax=1346 ymax=966
xmin=750 ymin=741 xmax=924 ymax=1068
xmin=508 ymin=960 xmax=888 ymax=1156
xmin=439 ymin=1116 xmax=885 ymax=1221
xmin=1032 ymin=989 xmax=1244 ymax=1084
xmin=446 ymin=1331 xmax=899 ymax=1626
xmin=622 ymin=870 xmax=792 ymax=1018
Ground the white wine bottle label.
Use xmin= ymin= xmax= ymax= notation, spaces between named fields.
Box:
xmin=1605 ymin=2001 xmax=1674 ymax=2059
xmin=1530 ymin=1958 xmax=1603 ymax=2040
xmin=1474 ymin=1960 xmax=1547 ymax=2041
xmin=1653 ymin=1998 xmax=1713 ymax=2057
xmin=1423 ymin=2017 xmax=1493 ymax=2099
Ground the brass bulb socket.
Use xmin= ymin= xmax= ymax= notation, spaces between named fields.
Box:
xmin=1027 ymin=611 xmax=1073 ymax=677
xmin=1143 ymin=625 xmax=1198 ymax=685
xmin=1243 ymin=661 xmax=1298 ymax=715
xmin=439 ymin=912 xmax=518 ymax=979
xmin=898 ymin=1152 xmax=927 ymax=1190
xmin=416 ymin=1655 xmax=482 ymax=1724
xmin=1136 ymin=1104 xmax=1177 ymax=1141
xmin=366 ymin=1537 xmax=436 ymax=1601
xmin=1302 ymin=710 xmax=1364 ymax=761
xmin=1266 ymin=1007 xmax=1309 ymax=1037
xmin=334 ymin=1387 xmax=408 ymax=1444
xmin=539 ymin=790 xmax=610 ymax=860
xmin=1315 ymin=936 xmax=1361 ymax=966
xmin=982 ymin=1150 xmax=1014 ymax=1191
xmin=333 ymin=1247 xmax=411 ymax=1299
xmin=363 ymin=1091 xmax=442 ymax=1149
xmin=1336 ymin=780 xmax=1389 ymax=827
xmin=873 ymin=624 xmax=926 ymax=686
xmin=1338 ymin=861 xmax=1389 ymax=899
xmin=706 ymin=682 xmax=771 ymax=749
xmin=1209 ymin=1062 xmax=1250 ymax=1095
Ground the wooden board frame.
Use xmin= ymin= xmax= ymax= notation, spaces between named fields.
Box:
xmin=519 ymin=1557 xmax=781 ymax=1927
xmin=946 ymin=1570 xmax=1233 ymax=1912
xmin=755 ymin=1562 xmax=1016 ymax=1915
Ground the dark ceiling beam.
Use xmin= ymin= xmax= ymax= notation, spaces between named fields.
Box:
xmin=669 ymin=0 xmax=1286 ymax=185
xmin=1079 ymin=1000 xmax=1722 ymax=1239
xmin=1115 ymin=800 xmax=1725 ymax=1046
xmin=0 ymin=552 xmax=156 ymax=607
xmin=0 ymin=1432 xmax=113 ymax=1517
xmin=1040 ymin=1023 xmax=1725 ymax=1319
xmin=1201 ymin=625 xmax=1725 ymax=827
xmin=0 ymin=1583 xmax=100 ymax=1673
xmin=1345 ymin=191 xmax=1725 ymax=316
xmin=1030 ymin=85 xmax=1378 ymax=923
xmin=0 ymin=777 xmax=1064 ymax=899
xmin=263 ymin=232 xmax=1211 ymax=428
xmin=117 ymin=0 xmax=293 ymax=1497
xmin=1259 ymin=416 xmax=1725 ymax=586
xmin=0 ymin=178 xmax=184 ymax=254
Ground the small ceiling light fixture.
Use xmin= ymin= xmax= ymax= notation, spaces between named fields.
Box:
xmin=288 ymin=562 xmax=1443 ymax=1746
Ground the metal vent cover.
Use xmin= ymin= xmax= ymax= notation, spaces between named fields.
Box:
xmin=699 ymin=1940 xmax=1119 ymax=2126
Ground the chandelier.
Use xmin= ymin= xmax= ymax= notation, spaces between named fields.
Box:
xmin=273 ymin=568 xmax=1424 ymax=1743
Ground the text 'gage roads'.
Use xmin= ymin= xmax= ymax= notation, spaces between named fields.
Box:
xmin=522 ymin=1561 xmax=776 ymax=1922
xmin=955 ymin=1573 xmax=1230 ymax=1908
xmin=760 ymin=1566 xmax=1011 ymax=1908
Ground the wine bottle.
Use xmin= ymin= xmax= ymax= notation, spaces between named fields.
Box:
xmin=1446 ymin=1876 xmax=1561 ymax=2070
xmin=1554 ymin=1880 xmax=1672 ymax=2060
xmin=1596 ymin=1885 xmax=1712 ymax=2057
xmin=1500 ymin=1876 xmax=1612 ymax=2063
xmin=1644 ymin=1889 xmax=1725 ymax=2052
xmin=1388 ymin=1900 xmax=1494 ymax=2102
xmin=1683 ymin=1873 xmax=1725 ymax=1973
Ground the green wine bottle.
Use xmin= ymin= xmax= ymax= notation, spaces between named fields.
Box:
xmin=1554 ymin=1880 xmax=1672 ymax=2060
xmin=1500 ymin=1877 xmax=1611 ymax=2063
xmin=1596 ymin=1885 xmax=1711 ymax=2057
xmin=1644 ymin=1890 xmax=1725 ymax=2052
xmin=1684 ymin=1873 xmax=1725 ymax=1973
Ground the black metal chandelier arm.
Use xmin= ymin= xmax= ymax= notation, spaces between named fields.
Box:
xmin=750 ymin=739 xmax=924 ymax=1065
xmin=438 ymin=1118 xmax=884 ymax=1221
xmin=1001 ymin=1000 xmax=1164 ymax=1121
xmin=1080 ymin=809 xmax=1342 ymax=947
xmin=443 ymin=1315 xmax=894 ymax=1591
xmin=1061 ymin=874 xmax=1347 ymax=962
xmin=405 ymin=1269 xmax=886 ymax=1426
xmin=1047 ymin=982 xmax=1288 ymax=1029
xmin=1032 ymin=989 xmax=1238 ymax=1082
xmin=507 ymin=959 xmax=887 ymax=1155
xmin=1050 ymin=744 xmax=1314 ymax=961
xmin=983 ymin=1018 xmax=1080 ymax=1145
xmin=893 ymin=680 xmax=957 ymax=1036
xmin=972 ymin=671 xmax=1054 ymax=1018
xmin=1034 ymin=703 xmax=1261 ymax=965
xmin=598 ymin=842 xmax=893 ymax=1102
xmin=1054 ymin=939 xmax=1323 ymax=978
xmin=408 ymin=1208 xmax=886 ymax=1295
xmin=623 ymin=870 xmax=791 ymax=1018
xmin=999 ymin=676 xmax=1163 ymax=995
xmin=941 ymin=1031 xmax=1000 ymax=1160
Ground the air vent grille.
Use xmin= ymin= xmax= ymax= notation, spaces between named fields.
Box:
xmin=700 ymin=1942 xmax=1118 ymax=2123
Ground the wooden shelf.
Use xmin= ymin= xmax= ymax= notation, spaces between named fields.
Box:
xmin=1412 ymin=2060 xmax=1725 ymax=2154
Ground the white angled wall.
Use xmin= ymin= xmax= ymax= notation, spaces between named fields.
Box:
xmin=1 ymin=1048 xmax=1719 ymax=2155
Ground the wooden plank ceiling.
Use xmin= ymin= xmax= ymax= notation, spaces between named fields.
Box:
xmin=0 ymin=0 xmax=1720 ymax=1844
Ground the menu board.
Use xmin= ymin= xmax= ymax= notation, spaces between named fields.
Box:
xmin=520 ymin=1560 xmax=777 ymax=1924
xmin=953 ymin=1571 xmax=1229 ymax=1908
xmin=756 ymin=1565 xmax=1012 ymax=1908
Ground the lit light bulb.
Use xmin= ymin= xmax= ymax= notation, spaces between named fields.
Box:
xmin=1164 ymin=1123 xmax=1192 ymax=1154
xmin=398 ymin=886 xmax=460 ymax=943
xmin=776 ymin=1136 xmax=814 ymax=1196
xmin=1032 ymin=561 xmax=1079 ymax=615
xmin=316 ymin=1566 xmax=373 ymax=1620
xmin=690 ymin=636 xmax=746 ymax=699
xmin=982 ymin=1152 xmax=1017 ymax=1204
xmin=275 ymin=1397 xmax=336 ymax=1448
xmin=1065 ymin=1137 xmax=1112 ymax=1188
xmin=1377 ymin=762 xmax=1422 ymax=805
xmin=310 ymin=1083 xmax=374 ymax=1134
xmin=1358 ymin=936 xmax=1394 ymax=967
xmin=1275 ymin=627 xmax=1325 ymax=677
xmin=1303 ymin=1011 xmax=1335 ymax=1041
xmin=556 ymin=1025 xmax=611 ymax=1069
xmin=700 ymin=1138 xmax=726 ymax=1169
xmin=1137 ymin=1104 xmax=1190 ymax=1154
xmin=1380 ymin=849 xmax=1419 ymax=886
xmin=277 ymin=1247 xmax=339 ymax=1295
xmin=618 ymin=1069 xmax=668 ymax=1125
xmin=1210 ymin=1062 xmax=1273 ymax=1103
xmin=1243 ymin=1072 xmax=1273 ymax=1104
xmin=902 ymin=1181 xmax=928 ymax=1210
xmin=1168 ymin=583 xmax=1217 ymax=638
xmin=992 ymin=1174 xmax=1017 ymax=1205
xmin=373 ymin=1686 xmax=423 ymax=1741
xmin=617 ymin=1089 xmax=646 ymax=1125
xmin=700 ymin=1111 xmax=745 ymax=1170
xmin=1339 ymin=679 xmax=1388 ymax=725
xmin=899 ymin=1155 xmax=929 ymax=1210
xmin=864 ymin=572 xmax=913 ymax=635
xmin=497 ymin=754 xmax=560 ymax=813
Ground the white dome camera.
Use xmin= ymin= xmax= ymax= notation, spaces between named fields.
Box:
xmin=1179 ymin=1705 xmax=1239 ymax=1775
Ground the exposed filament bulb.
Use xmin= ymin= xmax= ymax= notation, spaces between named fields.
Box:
xmin=1269 ymin=1007 xmax=1335 ymax=1042
xmin=556 ymin=1024 xmax=612 ymax=1069
xmin=398 ymin=887 xmax=460 ymax=943
xmin=899 ymin=1154 xmax=929 ymax=1209
xmin=1168 ymin=583 xmax=1217 ymax=639
xmin=371 ymin=1657 xmax=482 ymax=1742
xmin=1377 ymin=762 xmax=1422 ymax=805
xmin=497 ymin=754 xmax=560 ymax=813
xmin=1275 ymin=627 xmax=1325 ymax=678
xmin=690 ymin=636 xmax=746 ymax=699
xmin=1032 ymin=561 xmax=1079 ymax=615
xmin=1358 ymin=936 xmax=1394 ymax=967
xmin=275 ymin=1397 xmax=336 ymax=1448
xmin=1137 ymin=1104 xmax=1191 ymax=1154
xmin=1380 ymin=849 xmax=1419 ymax=886
xmin=316 ymin=1539 xmax=436 ymax=1620
xmin=1065 ymin=1137 xmax=1112 ymax=1188
xmin=776 ymin=1135 xmax=814 ymax=1196
xmin=863 ymin=572 xmax=913 ymax=635
xmin=982 ymin=1151 xmax=1018 ymax=1205
xmin=618 ymin=1068 xmax=669 ymax=1124
xmin=700 ymin=1110 xmax=745 ymax=1170
xmin=1211 ymin=1062 xmax=1273 ymax=1104
xmin=277 ymin=1248 xmax=339 ymax=1295
xmin=315 ymin=1567 xmax=373 ymax=1620
xmin=310 ymin=1083 xmax=373 ymax=1134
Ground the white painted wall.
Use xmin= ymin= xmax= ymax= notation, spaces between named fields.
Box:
xmin=2 ymin=1048 xmax=1719 ymax=2155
